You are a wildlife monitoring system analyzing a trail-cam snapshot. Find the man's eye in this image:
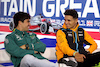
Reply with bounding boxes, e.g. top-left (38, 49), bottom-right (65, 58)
top-left (64, 19), bottom-right (66, 21)
top-left (68, 20), bottom-right (70, 21)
